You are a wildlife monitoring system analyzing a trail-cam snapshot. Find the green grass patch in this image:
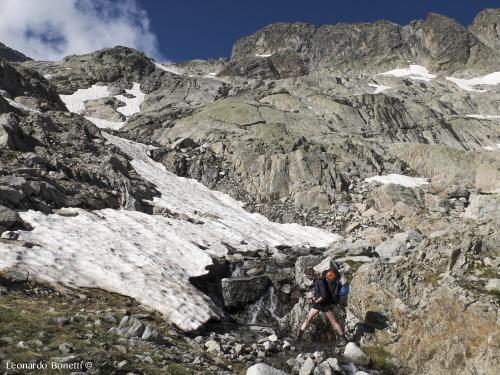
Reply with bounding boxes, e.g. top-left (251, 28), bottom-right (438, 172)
top-left (363, 345), bottom-right (396, 375)
top-left (422, 272), bottom-right (439, 287)
top-left (164, 363), bottom-right (194, 375)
